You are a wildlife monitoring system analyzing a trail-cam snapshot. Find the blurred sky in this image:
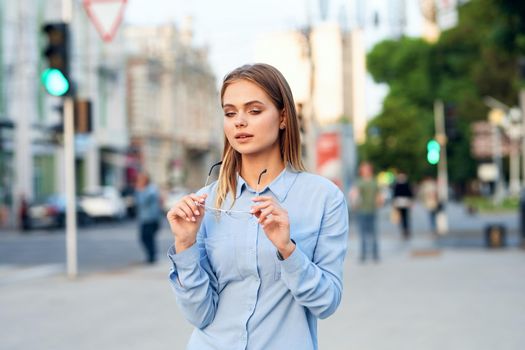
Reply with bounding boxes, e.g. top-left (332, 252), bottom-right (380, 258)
top-left (126, 0), bottom-right (356, 81)
top-left (125, 0), bottom-right (424, 118)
